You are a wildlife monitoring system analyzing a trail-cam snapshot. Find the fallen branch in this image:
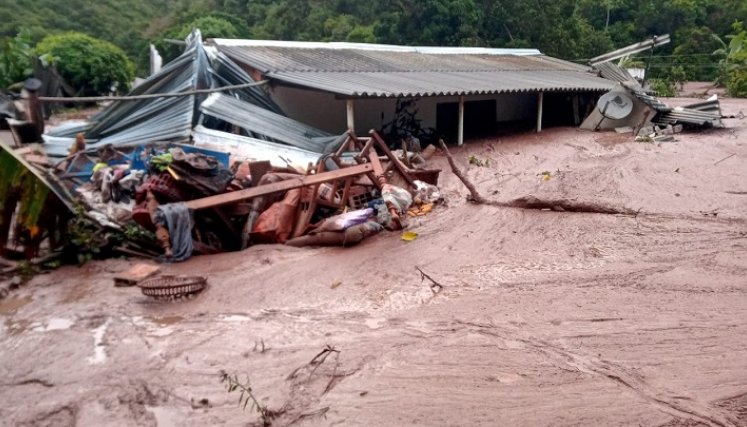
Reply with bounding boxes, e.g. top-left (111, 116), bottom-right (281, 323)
top-left (416, 266), bottom-right (443, 294)
top-left (308, 344), bottom-right (340, 379)
top-left (714, 153), bottom-right (736, 165)
top-left (287, 407), bottom-right (330, 426)
top-left (287, 344), bottom-right (341, 381)
top-left (438, 139), bottom-right (492, 204)
top-left (438, 140), bottom-right (635, 215)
